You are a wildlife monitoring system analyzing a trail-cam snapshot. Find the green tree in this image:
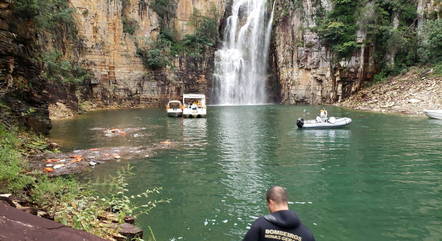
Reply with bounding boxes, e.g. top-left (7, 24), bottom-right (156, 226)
top-left (315, 0), bottom-right (360, 59)
top-left (419, 19), bottom-right (442, 63)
